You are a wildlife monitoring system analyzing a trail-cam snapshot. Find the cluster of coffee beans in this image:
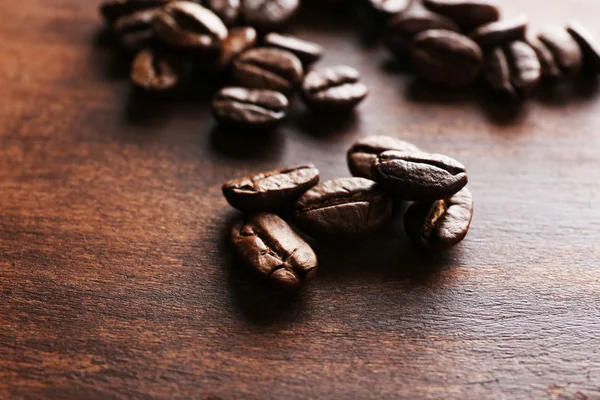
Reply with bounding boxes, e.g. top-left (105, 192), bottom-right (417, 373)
top-left (223, 135), bottom-right (473, 292)
top-left (378, 0), bottom-right (600, 101)
top-left (99, 0), bottom-right (369, 130)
